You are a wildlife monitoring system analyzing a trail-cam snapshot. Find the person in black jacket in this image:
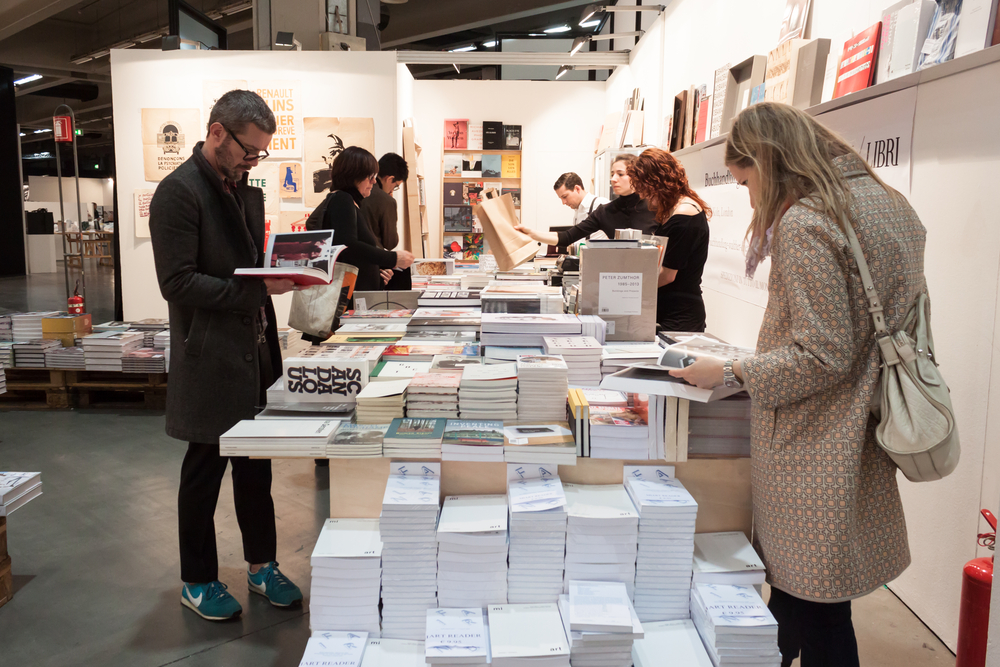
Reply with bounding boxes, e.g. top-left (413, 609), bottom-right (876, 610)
top-left (514, 154), bottom-right (658, 247)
